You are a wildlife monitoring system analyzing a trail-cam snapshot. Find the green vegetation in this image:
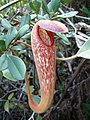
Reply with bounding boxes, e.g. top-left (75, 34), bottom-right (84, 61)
top-left (0, 0), bottom-right (90, 119)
